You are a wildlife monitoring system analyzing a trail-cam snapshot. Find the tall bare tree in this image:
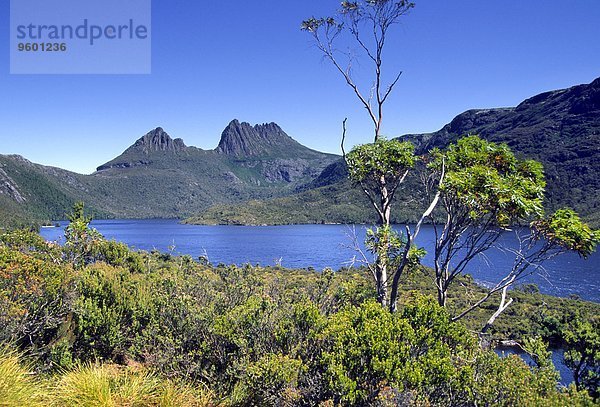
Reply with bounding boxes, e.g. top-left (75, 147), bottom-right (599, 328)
top-left (302, 0), bottom-right (414, 143)
top-left (303, 1), bottom-right (417, 308)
